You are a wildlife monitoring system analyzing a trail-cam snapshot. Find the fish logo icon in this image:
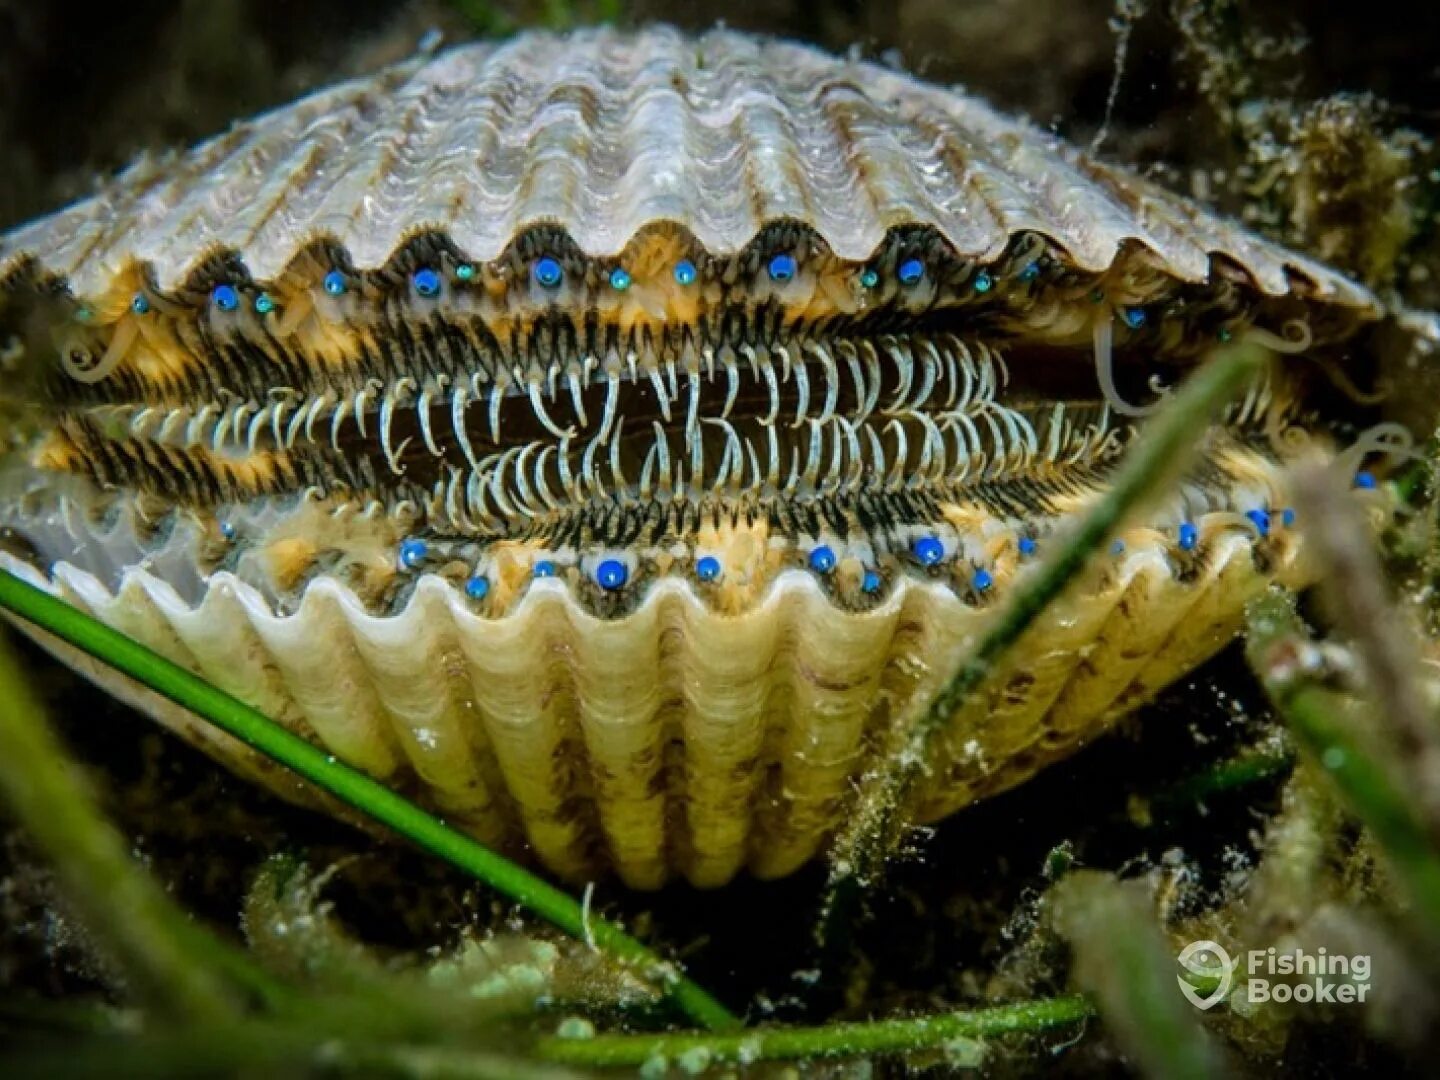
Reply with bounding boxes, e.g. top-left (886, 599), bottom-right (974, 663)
top-left (1176, 940), bottom-right (1233, 1010)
